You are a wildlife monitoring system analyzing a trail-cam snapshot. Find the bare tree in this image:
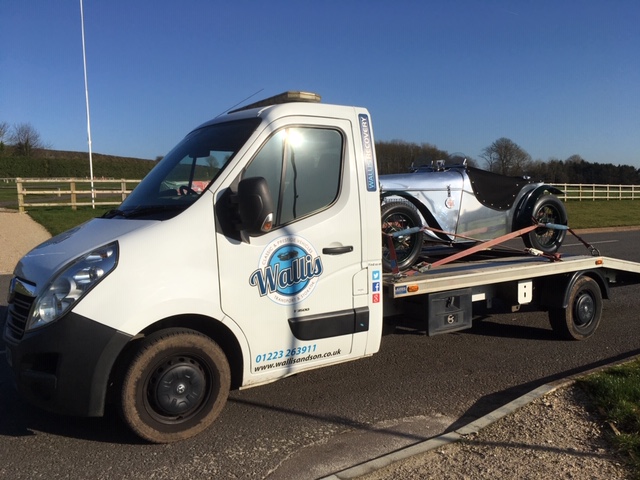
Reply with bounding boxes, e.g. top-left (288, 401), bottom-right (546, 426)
top-left (9, 122), bottom-right (45, 157)
top-left (481, 138), bottom-right (531, 175)
top-left (0, 121), bottom-right (8, 142)
top-left (565, 154), bottom-right (585, 164)
top-left (375, 140), bottom-right (450, 174)
top-left (0, 121), bottom-right (8, 154)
